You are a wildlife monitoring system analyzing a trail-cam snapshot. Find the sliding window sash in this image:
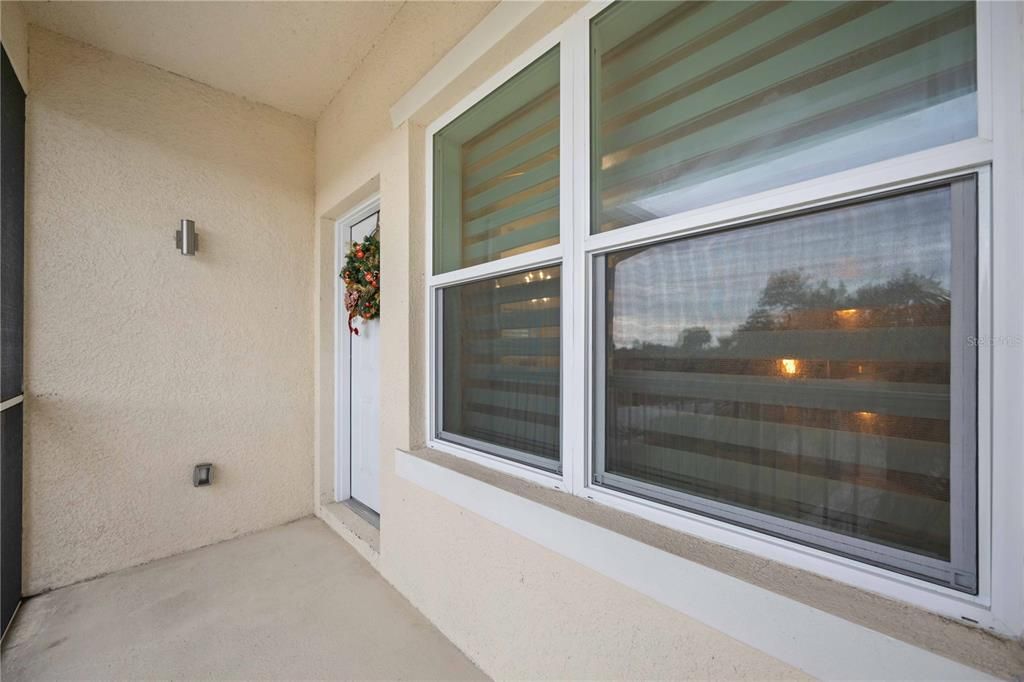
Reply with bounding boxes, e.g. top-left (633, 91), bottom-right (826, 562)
top-left (426, 23), bottom-right (574, 483)
top-left (590, 175), bottom-right (979, 593)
